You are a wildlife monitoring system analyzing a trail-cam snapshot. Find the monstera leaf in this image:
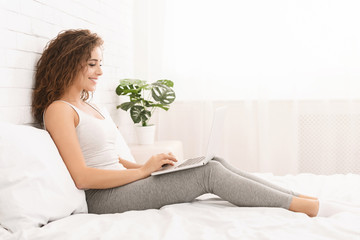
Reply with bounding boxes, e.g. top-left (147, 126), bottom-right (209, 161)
top-left (151, 83), bottom-right (176, 105)
top-left (117, 101), bottom-right (137, 111)
top-left (116, 79), bottom-right (148, 98)
top-left (155, 79), bottom-right (174, 87)
top-left (130, 106), bottom-right (151, 125)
